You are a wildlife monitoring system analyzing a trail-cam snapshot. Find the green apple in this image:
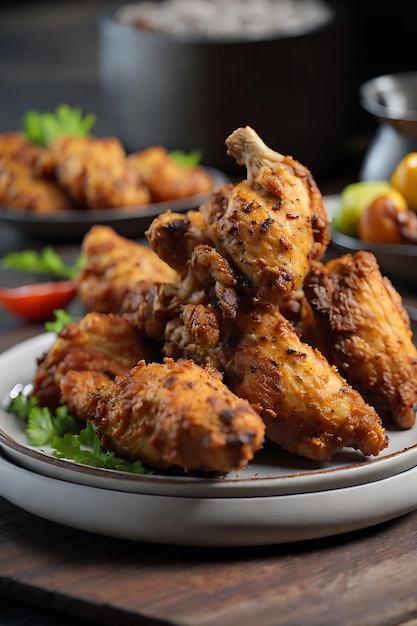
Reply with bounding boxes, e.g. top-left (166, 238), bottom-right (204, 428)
top-left (332, 181), bottom-right (407, 237)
